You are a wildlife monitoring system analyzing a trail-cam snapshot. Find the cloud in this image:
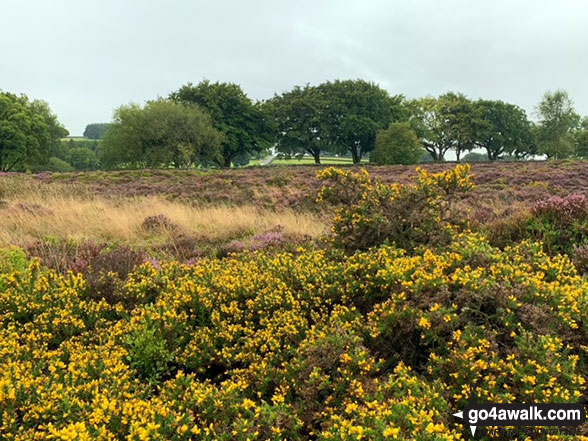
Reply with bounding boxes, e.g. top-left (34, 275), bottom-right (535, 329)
top-left (1, 0), bottom-right (587, 134)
